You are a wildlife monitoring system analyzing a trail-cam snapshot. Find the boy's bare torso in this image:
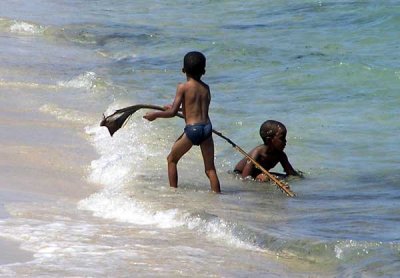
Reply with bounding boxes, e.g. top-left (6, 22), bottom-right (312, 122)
top-left (181, 79), bottom-right (211, 125)
top-left (252, 145), bottom-right (281, 174)
top-left (235, 145), bottom-right (282, 177)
